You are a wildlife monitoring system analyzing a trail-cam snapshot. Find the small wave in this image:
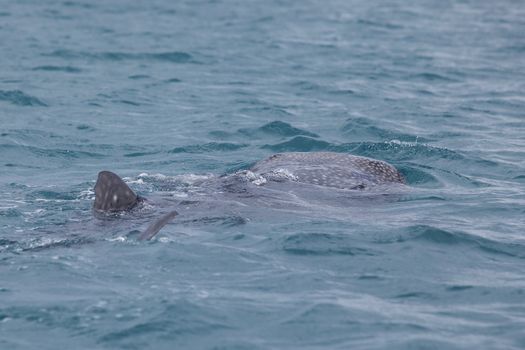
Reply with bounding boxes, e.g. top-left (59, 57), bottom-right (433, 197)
top-left (97, 301), bottom-right (230, 345)
top-left (128, 74), bottom-right (150, 80)
top-left (208, 130), bottom-right (231, 140)
top-left (45, 50), bottom-right (194, 63)
top-left (382, 225), bottom-right (469, 245)
top-left (148, 52), bottom-right (193, 63)
top-left (61, 1), bottom-right (94, 8)
top-left (261, 136), bottom-right (331, 152)
top-left (239, 121), bottom-right (319, 139)
top-left (26, 190), bottom-right (77, 201)
top-left (262, 137), bottom-right (457, 158)
top-left (0, 238), bottom-right (18, 246)
top-left (0, 208), bottom-right (22, 218)
top-left (0, 90), bottom-right (46, 107)
top-left (396, 165), bottom-right (440, 187)
top-left (182, 215), bottom-right (247, 227)
top-left (337, 140), bottom-right (464, 162)
top-left (124, 150), bottom-right (161, 157)
top-left (394, 292), bottom-right (436, 299)
top-left (358, 274), bottom-right (384, 280)
top-left (379, 225), bottom-right (525, 259)
top-left (76, 124), bottom-right (96, 131)
top-left (1, 128), bottom-right (63, 142)
top-left (408, 72), bottom-right (458, 82)
top-left (290, 80), bottom-right (322, 91)
top-left (209, 121), bottom-right (319, 141)
top-left (446, 285), bottom-right (474, 292)
top-left (169, 142), bottom-right (247, 154)
top-left (239, 105), bottom-right (294, 117)
top-left (341, 117), bottom-right (429, 143)
top-left (501, 44), bottom-right (525, 53)
top-left (0, 144), bottom-right (105, 159)
top-left (282, 232), bottom-right (378, 256)
top-left (1, 236), bottom-right (95, 254)
top-left (356, 18), bottom-right (403, 30)
top-left (23, 236), bottom-right (96, 252)
top-left (117, 99), bottom-right (141, 106)
top-left (32, 65), bottom-right (82, 73)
